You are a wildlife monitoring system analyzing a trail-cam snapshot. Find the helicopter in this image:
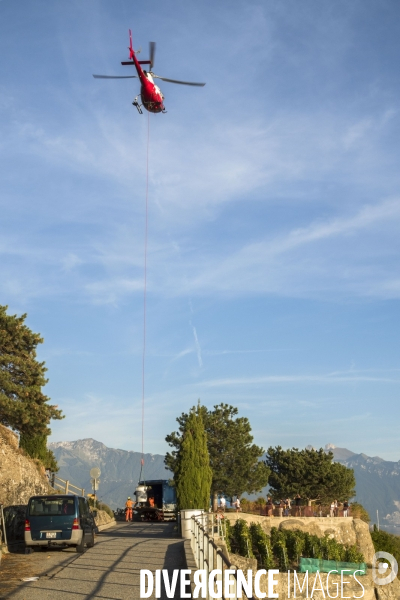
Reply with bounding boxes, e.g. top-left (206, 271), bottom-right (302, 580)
top-left (93, 30), bottom-right (205, 114)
